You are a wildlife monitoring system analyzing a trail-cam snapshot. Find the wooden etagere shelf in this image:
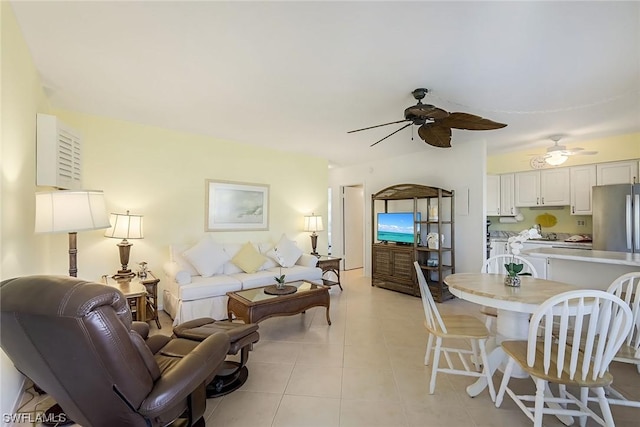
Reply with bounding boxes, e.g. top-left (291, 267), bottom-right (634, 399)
top-left (371, 183), bottom-right (455, 302)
